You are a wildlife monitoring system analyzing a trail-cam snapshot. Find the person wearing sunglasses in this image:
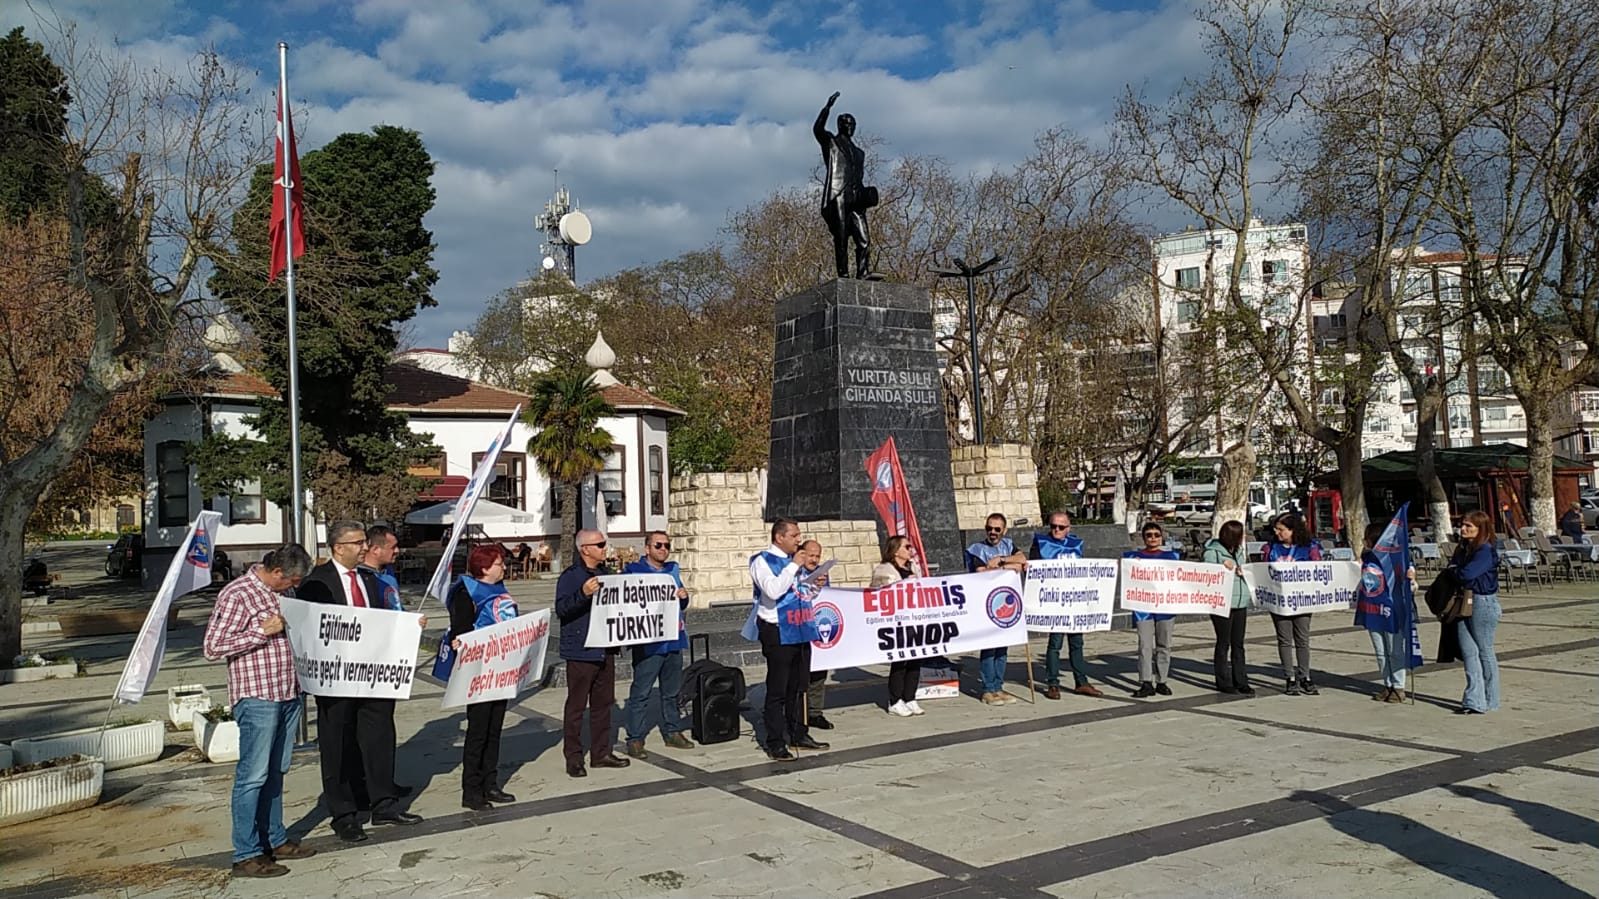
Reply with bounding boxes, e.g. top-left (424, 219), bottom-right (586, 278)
top-left (798, 539), bottom-right (836, 731)
top-left (555, 529), bottom-right (631, 777)
top-left (1030, 511), bottom-right (1103, 700)
top-left (747, 518), bottom-right (830, 761)
top-left (1124, 523), bottom-right (1179, 698)
top-left (621, 531), bottom-right (696, 758)
top-left (966, 512), bottom-right (1027, 705)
